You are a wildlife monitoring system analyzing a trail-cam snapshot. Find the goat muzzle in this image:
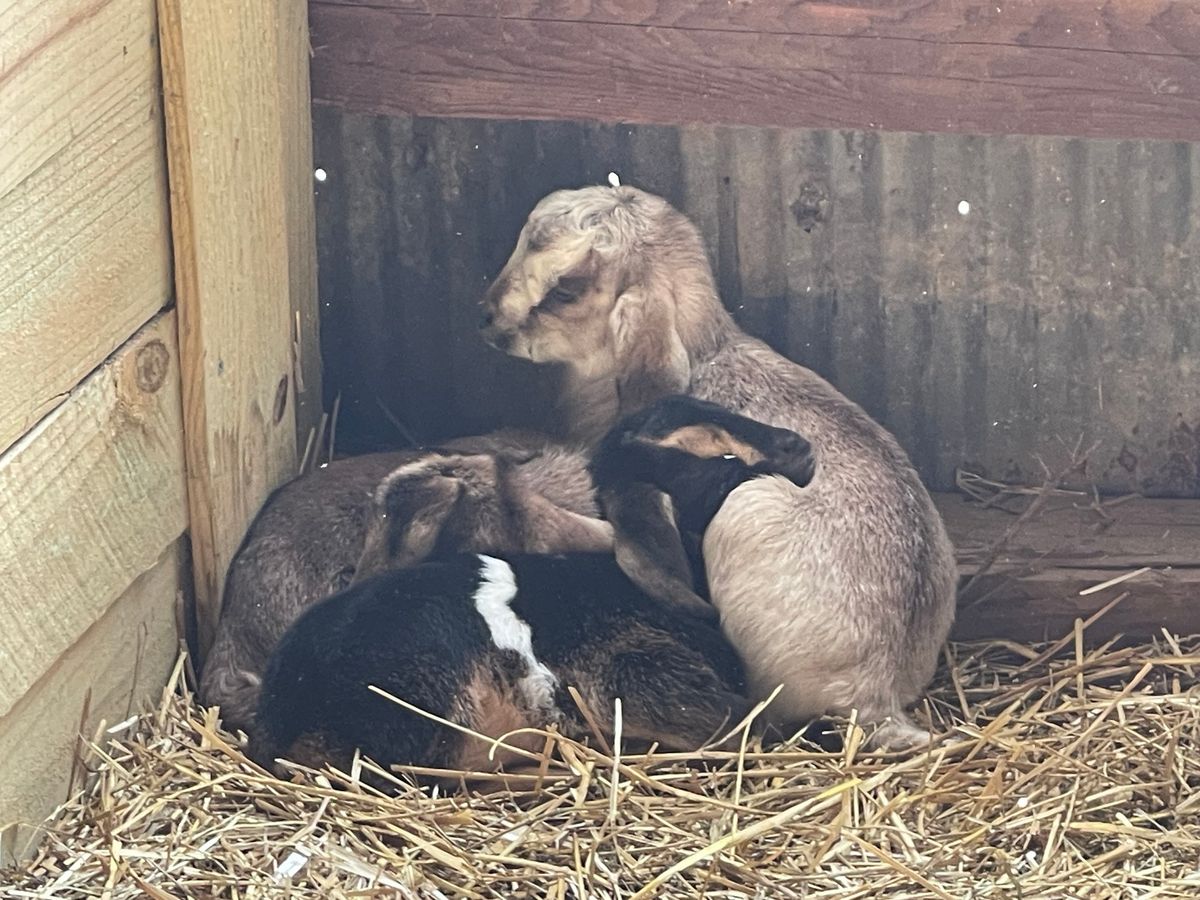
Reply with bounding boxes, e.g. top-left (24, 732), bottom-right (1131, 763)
top-left (480, 322), bottom-right (515, 352)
